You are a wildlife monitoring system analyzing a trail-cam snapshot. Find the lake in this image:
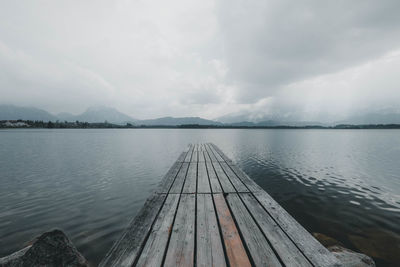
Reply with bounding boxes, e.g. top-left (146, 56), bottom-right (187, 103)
top-left (0, 129), bottom-right (399, 266)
